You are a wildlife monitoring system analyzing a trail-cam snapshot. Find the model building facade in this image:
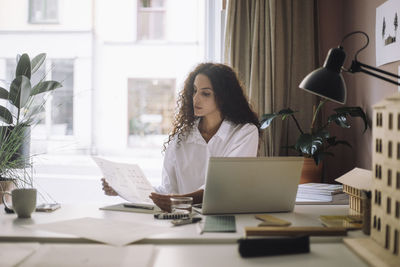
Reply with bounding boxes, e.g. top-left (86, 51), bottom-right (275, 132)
top-left (371, 92), bottom-right (400, 257)
top-left (335, 168), bottom-right (372, 214)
